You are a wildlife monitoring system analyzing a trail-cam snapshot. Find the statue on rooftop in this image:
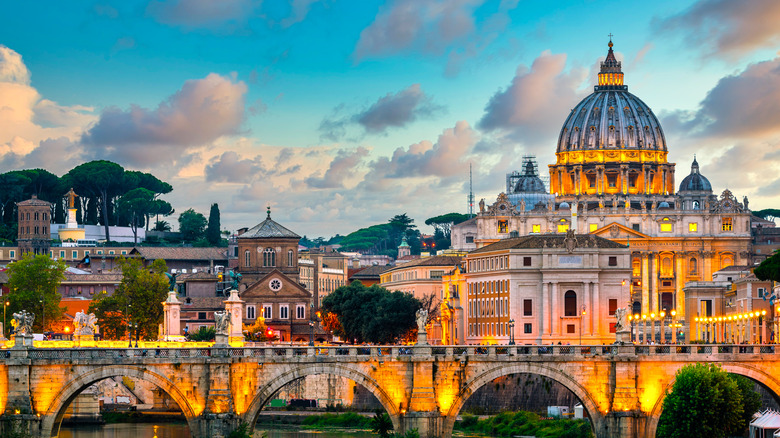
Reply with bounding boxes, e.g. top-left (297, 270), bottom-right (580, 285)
top-left (65, 188), bottom-right (78, 209)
